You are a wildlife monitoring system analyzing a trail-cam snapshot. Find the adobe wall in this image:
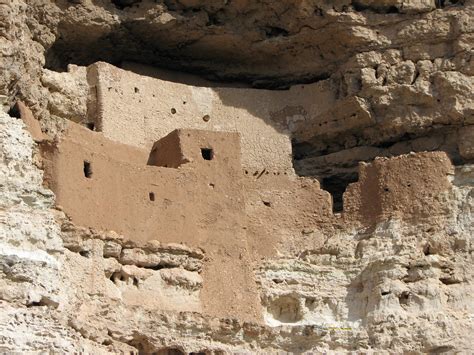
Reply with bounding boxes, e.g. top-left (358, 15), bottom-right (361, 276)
top-left (243, 174), bottom-right (334, 257)
top-left (39, 117), bottom-right (457, 324)
top-left (40, 120), bottom-right (343, 321)
top-left (343, 152), bottom-right (454, 225)
top-left (88, 62), bottom-right (336, 174)
top-left (42, 123), bottom-right (243, 245)
top-left (40, 119), bottom-right (458, 249)
top-left (42, 122), bottom-right (262, 322)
